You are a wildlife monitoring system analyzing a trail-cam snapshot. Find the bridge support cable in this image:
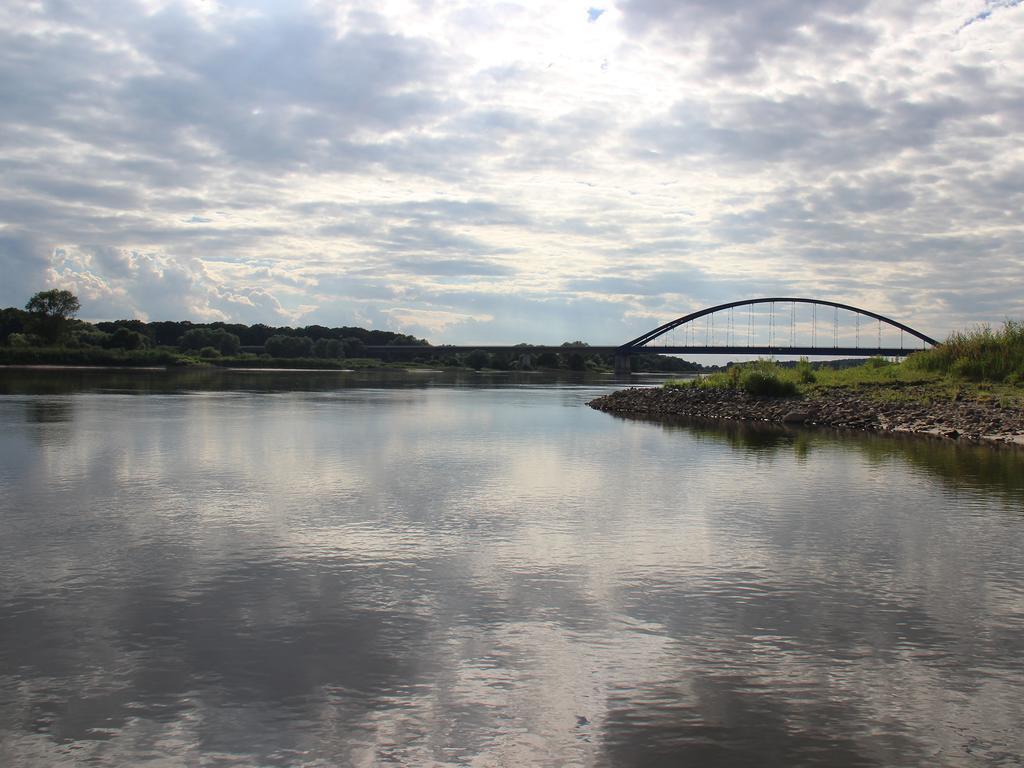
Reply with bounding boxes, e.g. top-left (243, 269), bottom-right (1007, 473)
top-left (620, 298), bottom-right (939, 357)
top-left (630, 298), bottom-right (940, 358)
